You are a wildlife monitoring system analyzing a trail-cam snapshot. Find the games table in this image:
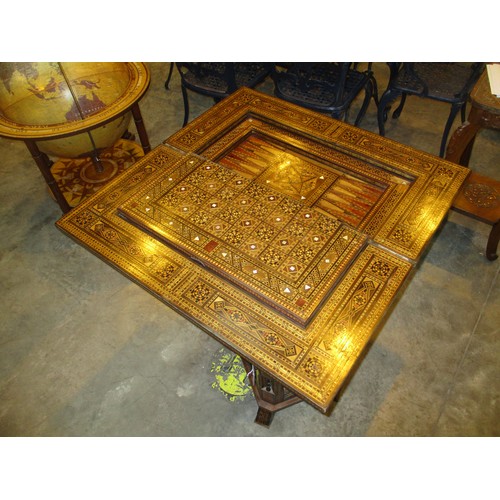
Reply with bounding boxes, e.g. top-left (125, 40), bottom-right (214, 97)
top-left (56, 88), bottom-right (469, 426)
